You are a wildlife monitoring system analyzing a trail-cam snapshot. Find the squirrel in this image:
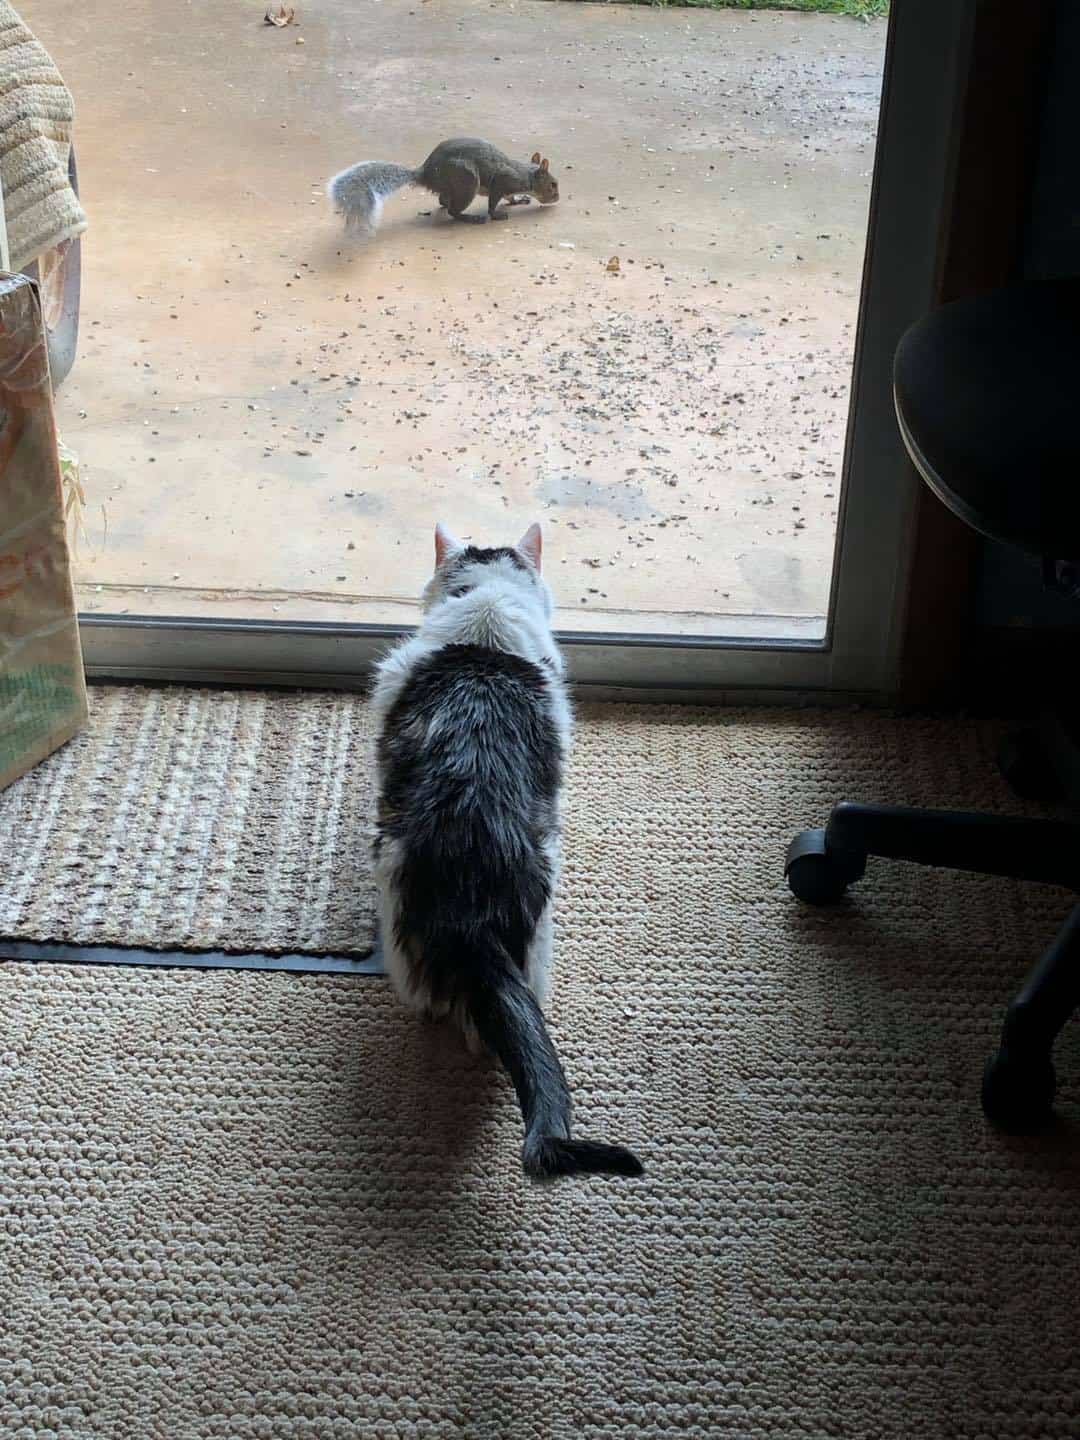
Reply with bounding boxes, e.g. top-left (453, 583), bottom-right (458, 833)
top-left (327, 137), bottom-right (559, 239)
